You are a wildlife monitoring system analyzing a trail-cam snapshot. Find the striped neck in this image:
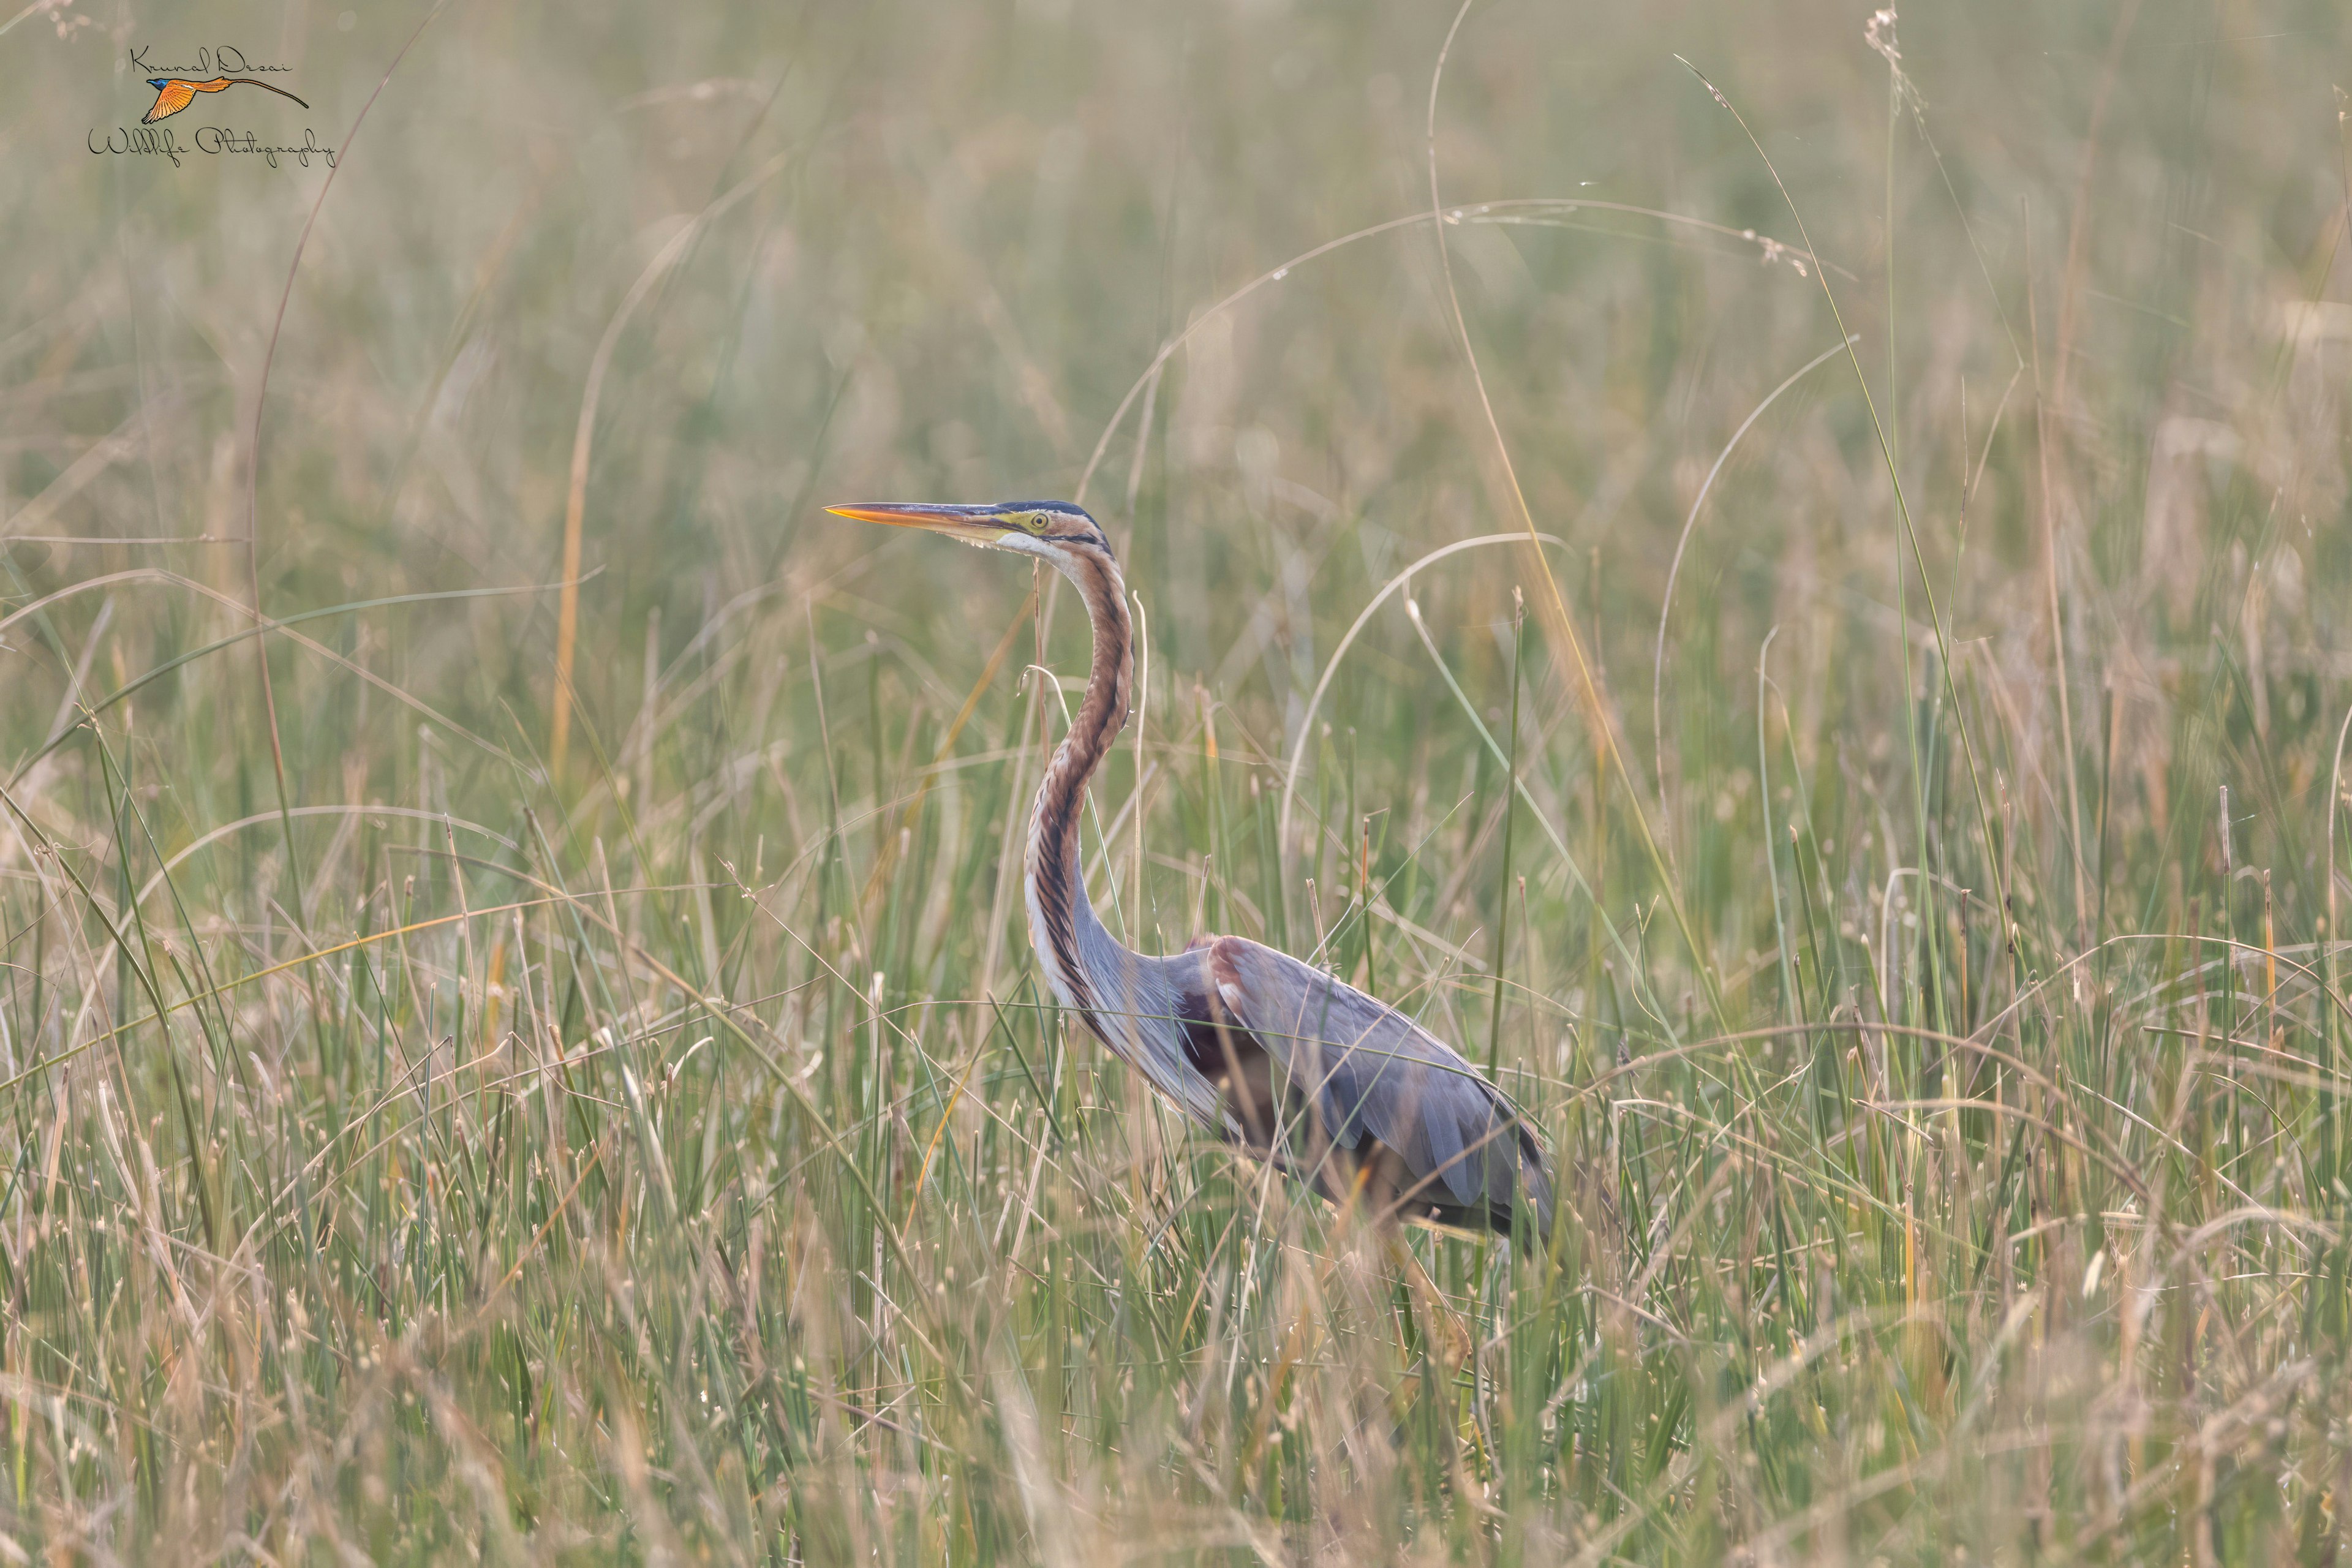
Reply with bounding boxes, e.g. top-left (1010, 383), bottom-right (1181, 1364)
top-left (1022, 543), bottom-right (1135, 1028)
